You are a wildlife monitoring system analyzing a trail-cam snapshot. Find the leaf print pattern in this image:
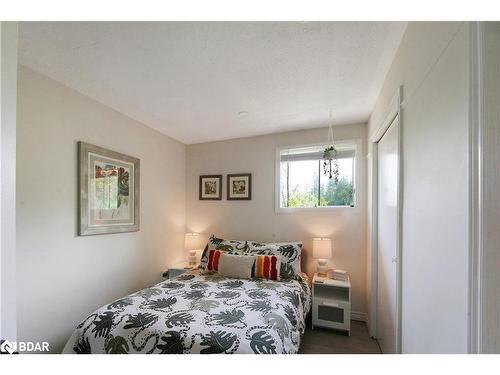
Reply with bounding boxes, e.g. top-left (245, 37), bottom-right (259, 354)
top-left (215, 290), bottom-right (240, 299)
top-left (210, 308), bottom-right (245, 327)
top-left (279, 290), bottom-right (300, 308)
top-left (190, 282), bottom-right (209, 290)
top-left (255, 280), bottom-right (280, 290)
top-left (280, 263), bottom-right (295, 280)
top-left (138, 288), bottom-right (162, 299)
top-left (63, 271), bottom-right (311, 354)
top-left (276, 245), bottom-right (297, 260)
top-left (190, 299), bottom-right (220, 312)
top-left (105, 335), bottom-right (129, 354)
top-left (161, 282), bottom-right (184, 290)
top-left (246, 290), bottom-right (269, 299)
top-left (157, 331), bottom-right (184, 354)
top-left (91, 311), bottom-right (114, 338)
top-left (176, 274), bottom-right (195, 281)
top-left (199, 235), bottom-right (247, 270)
top-left (264, 313), bottom-right (290, 340)
top-left (144, 297), bottom-right (177, 311)
top-left (124, 313), bottom-right (158, 329)
top-left (165, 312), bottom-right (195, 328)
top-left (73, 336), bottom-right (91, 354)
top-left (220, 280), bottom-right (244, 289)
top-left (184, 290), bottom-right (205, 300)
top-left (248, 330), bottom-right (277, 354)
top-left (283, 305), bottom-right (298, 327)
top-left (199, 331), bottom-right (239, 354)
top-left (247, 300), bottom-right (272, 313)
top-left (108, 298), bottom-right (133, 309)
